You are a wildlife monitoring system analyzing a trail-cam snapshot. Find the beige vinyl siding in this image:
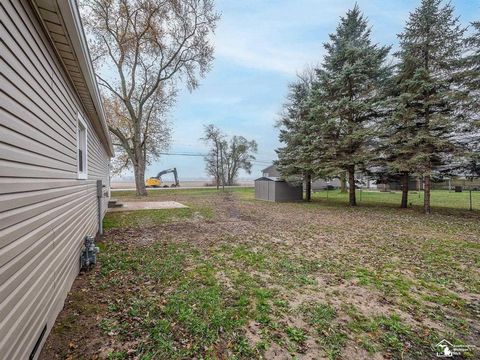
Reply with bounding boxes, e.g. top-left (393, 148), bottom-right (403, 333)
top-left (0, 0), bottom-right (110, 358)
